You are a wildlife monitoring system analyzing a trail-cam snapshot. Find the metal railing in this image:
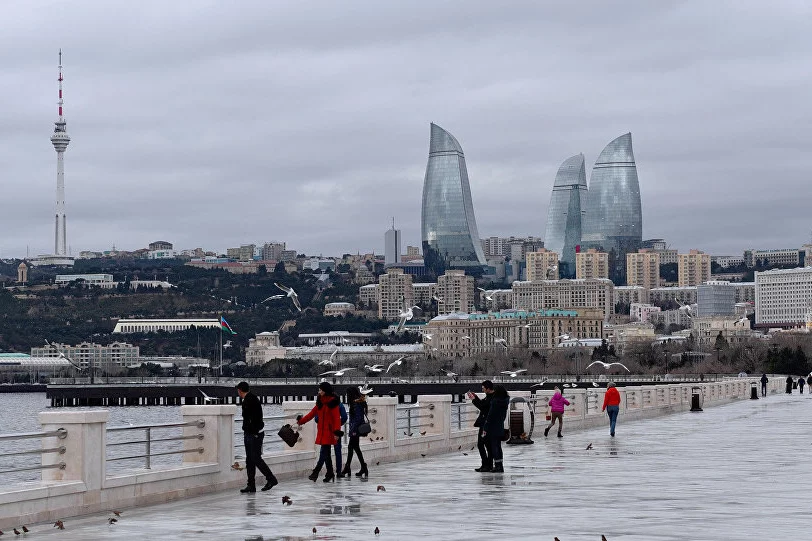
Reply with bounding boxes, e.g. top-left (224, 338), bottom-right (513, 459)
top-left (451, 402), bottom-right (478, 431)
top-left (396, 403), bottom-right (434, 438)
top-left (106, 420), bottom-right (204, 470)
top-left (0, 429), bottom-right (68, 475)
